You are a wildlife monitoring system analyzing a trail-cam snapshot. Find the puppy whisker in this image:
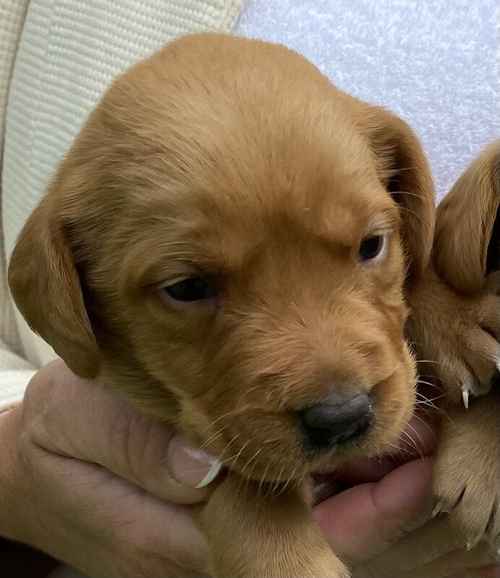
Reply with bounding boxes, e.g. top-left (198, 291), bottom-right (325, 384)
top-left (275, 466), bottom-right (300, 498)
top-left (224, 439), bottom-right (251, 470)
top-left (402, 423), bottom-right (425, 459)
top-left (216, 433), bottom-right (241, 464)
top-left (239, 447), bottom-right (264, 480)
top-left (201, 406), bottom-right (259, 446)
top-left (398, 205), bottom-right (426, 229)
top-left (200, 426), bottom-right (227, 451)
top-left (386, 440), bottom-right (414, 460)
top-left (416, 378), bottom-right (442, 390)
top-left (415, 391), bottom-right (444, 412)
top-left (271, 463), bottom-right (286, 495)
top-left (258, 461), bottom-right (272, 497)
top-left (410, 411), bottom-right (438, 441)
top-left (415, 390), bottom-right (444, 402)
top-left (391, 189), bottom-right (427, 201)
